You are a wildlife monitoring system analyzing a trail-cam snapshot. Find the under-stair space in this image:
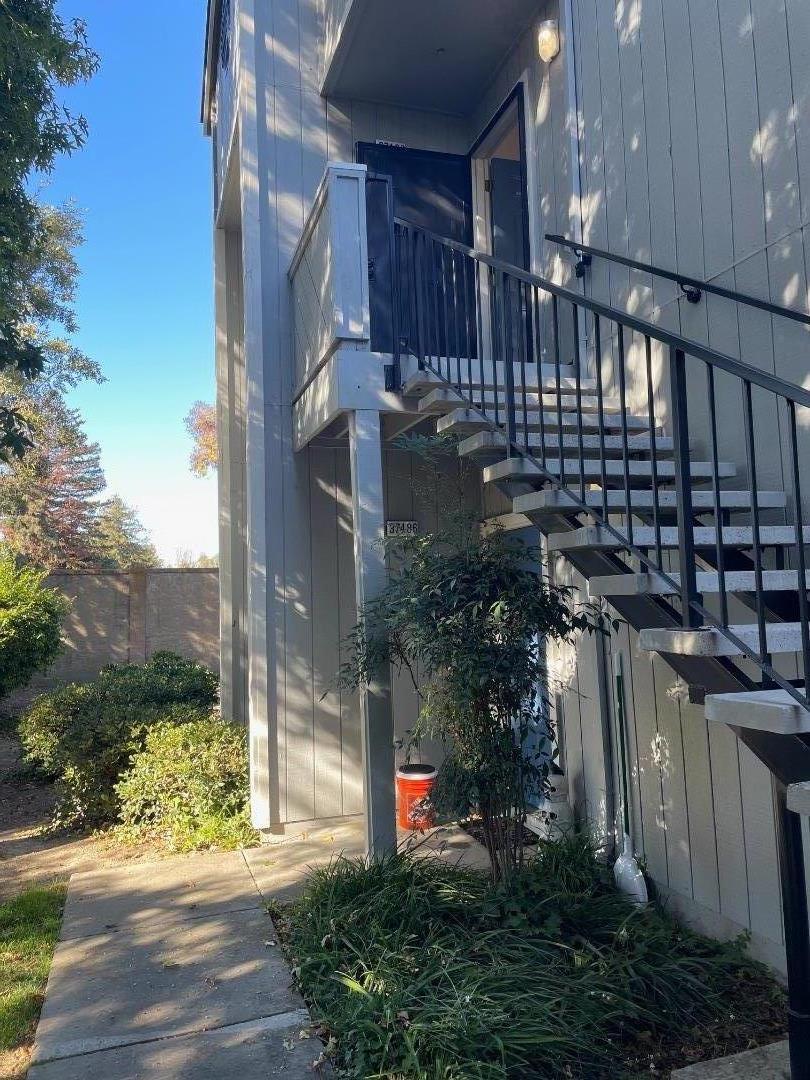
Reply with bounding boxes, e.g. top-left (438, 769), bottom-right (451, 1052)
top-left (387, 213), bottom-right (810, 1072)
